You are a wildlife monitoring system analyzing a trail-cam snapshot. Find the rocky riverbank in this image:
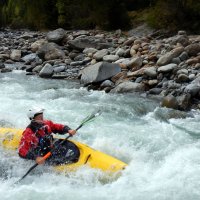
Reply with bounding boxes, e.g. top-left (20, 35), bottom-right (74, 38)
top-left (0, 28), bottom-right (200, 111)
